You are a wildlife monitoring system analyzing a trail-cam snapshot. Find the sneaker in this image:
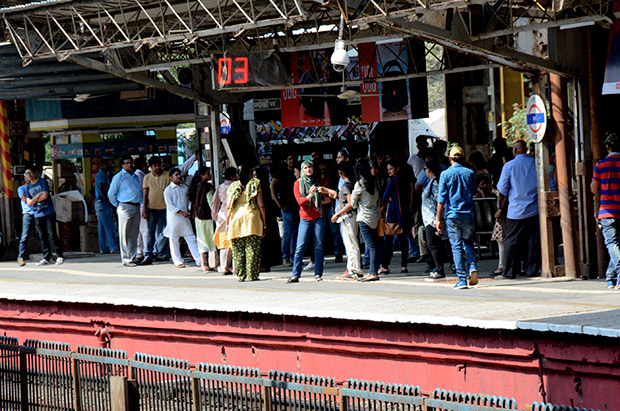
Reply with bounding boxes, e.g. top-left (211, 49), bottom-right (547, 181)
top-left (55, 257), bottom-right (64, 265)
top-left (337, 271), bottom-right (351, 280)
top-left (303, 261), bottom-right (315, 271)
top-left (17, 258), bottom-right (25, 267)
top-left (453, 280), bottom-right (468, 290)
top-left (423, 266), bottom-right (436, 275)
top-left (36, 259), bottom-right (50, 266)
top-left (607, 279), bottom-right (617, 289)
top-left (469, 267), bottom-right (479, 286)
top-left (315, 276), bottom-right (323, 282)
top-left (425, 272), bottom-right (446, 282)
